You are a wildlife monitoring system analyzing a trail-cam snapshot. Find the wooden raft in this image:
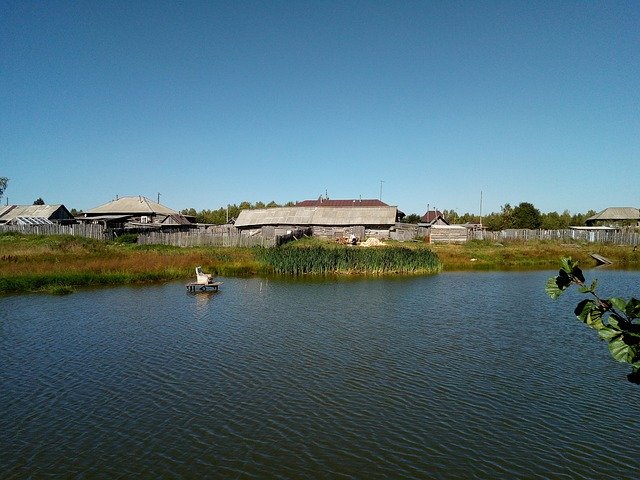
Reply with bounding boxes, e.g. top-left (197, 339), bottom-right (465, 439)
top-left (186, 281), bottom-right (222, 292)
